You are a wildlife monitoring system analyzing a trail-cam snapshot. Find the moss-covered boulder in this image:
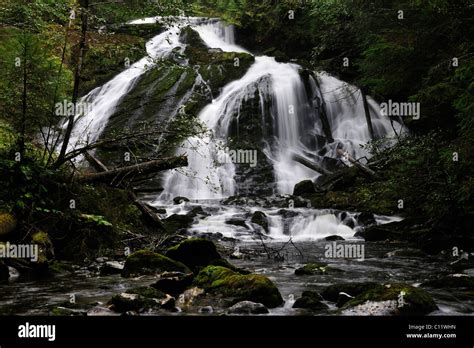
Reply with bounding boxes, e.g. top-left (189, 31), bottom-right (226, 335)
top-left (166, 238), bottom-right (222, 271)
top-left (293, 291), bottom-right (329, 311)
top-left (342, 283), bottom-right (438, 315)
top-left (251, 211), bottom-right (269, 233)
top-left (295, 263), bottom-right (344, 275)
top-left (122, 250), bottom-right (190, 277)
top-left (194, 266), bottom-right (283, 308)
top-left (0, 213), bottom-right (16, 238)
